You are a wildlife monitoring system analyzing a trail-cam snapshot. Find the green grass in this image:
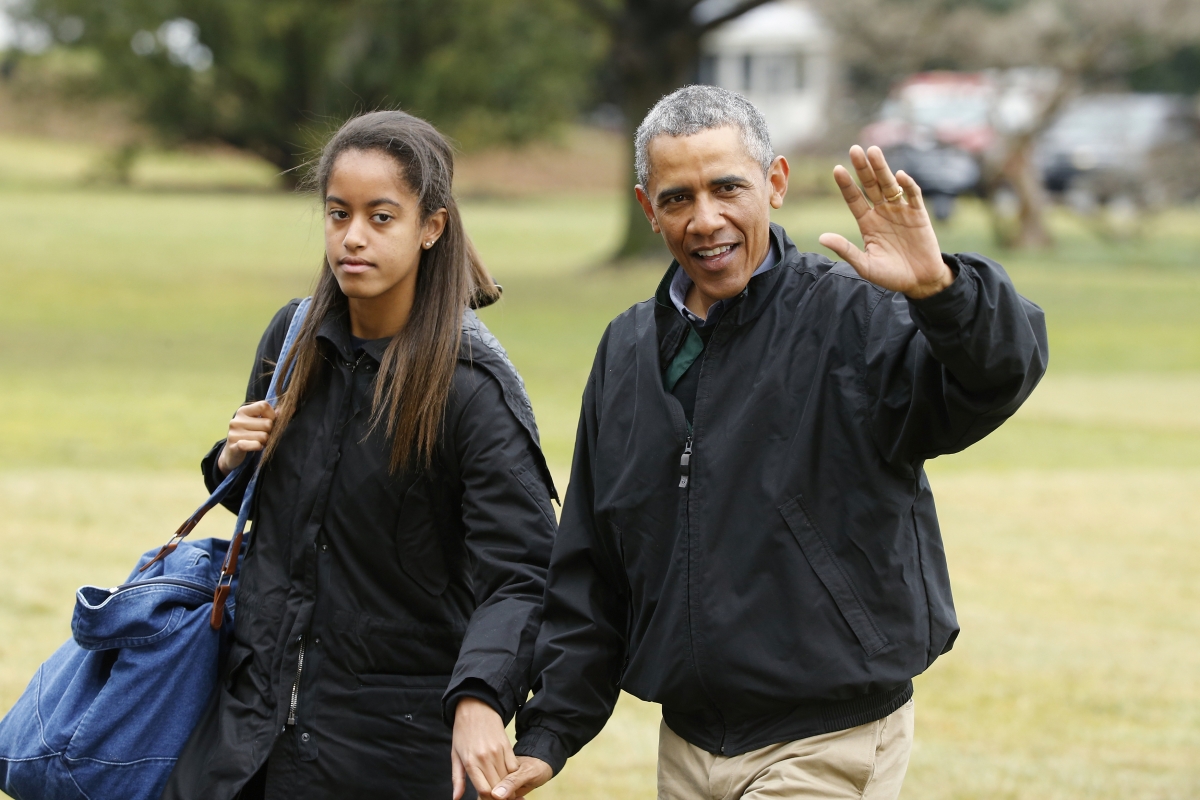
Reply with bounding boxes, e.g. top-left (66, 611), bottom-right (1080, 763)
top-left (0, 133), bottom-right (282, 191)
top-left (1, 159), bottom-right (1199, 798)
